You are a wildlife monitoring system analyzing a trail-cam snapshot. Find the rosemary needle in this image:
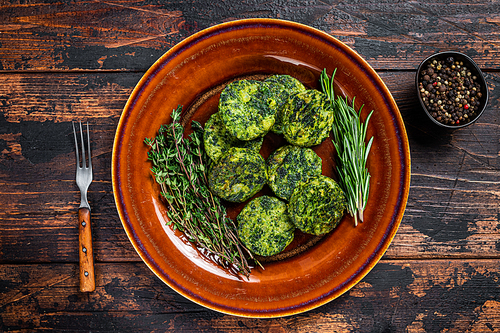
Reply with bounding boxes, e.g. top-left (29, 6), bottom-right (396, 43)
top-left (320, 69), bottom-right (374, 226)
